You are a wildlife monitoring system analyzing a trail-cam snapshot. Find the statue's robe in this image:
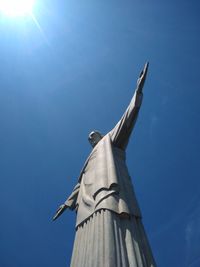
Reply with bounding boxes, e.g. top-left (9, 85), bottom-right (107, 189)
top-left (65, 89), bottom-right (157, 267)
